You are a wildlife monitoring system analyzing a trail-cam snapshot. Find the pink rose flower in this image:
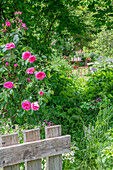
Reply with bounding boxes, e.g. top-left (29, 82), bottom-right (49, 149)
top-left (15, 12), bottom-right (18, 15)
top-left (14, 64), bottom-right (17, 67)
top-left (22, 101), bottom-right (31, 111)
top-left (35, 71), bottom-right (46, 80)
top-left (4, 82), bottom-right (14, 89)
top-left (29, 55), bottom-right (35, 63)
top-left (49, 122), bottom-right (51, 126)
top-left (28, 78), bottom-right (31, 81)
top-left (5, 62), bottom-right (9, 65)
top-left (22, 51), bottom-right (31, 60)
top-left (6, 43), bottom-right (15, 50)
top-left (44, 119), bottom-right (48, 123)
top-left (19, 20), bottom-right (22, 22)
top-left (6, 22), bottom-right (11, 27)
top-left (31, 102), bottom-right (40, 111)
top-left (22, 23), bottom-right (26, 28)
top-left (26, 67), bottom-right (35, 74)
top-left (39, 91), bottom-right (43, 96)
top-left (18, 11), bottom-right (22, 14)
